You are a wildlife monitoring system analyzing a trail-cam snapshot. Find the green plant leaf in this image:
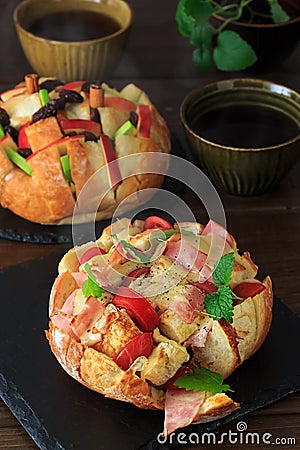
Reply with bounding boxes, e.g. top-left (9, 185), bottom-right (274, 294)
top-left (176, 0), bottom-right (195, 37)
top-left (267, 0), bottom-right (290, 23)
top-left (212, 252), bottom-right (234, 286)
top-left (186, 0), bottom-right (214, 24)
top-left (190, 23), bottom-right (214, 47)
top-left (193, 47), bottom-right (213, 72)
top-left (82, 263), bottom-right (104, 299)
top-left (174, 367), bottom-right (233, 394)
top-left (213, 30), bottom-right (257, 71)
top-left (204, 285), bottom-right (234, 323)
